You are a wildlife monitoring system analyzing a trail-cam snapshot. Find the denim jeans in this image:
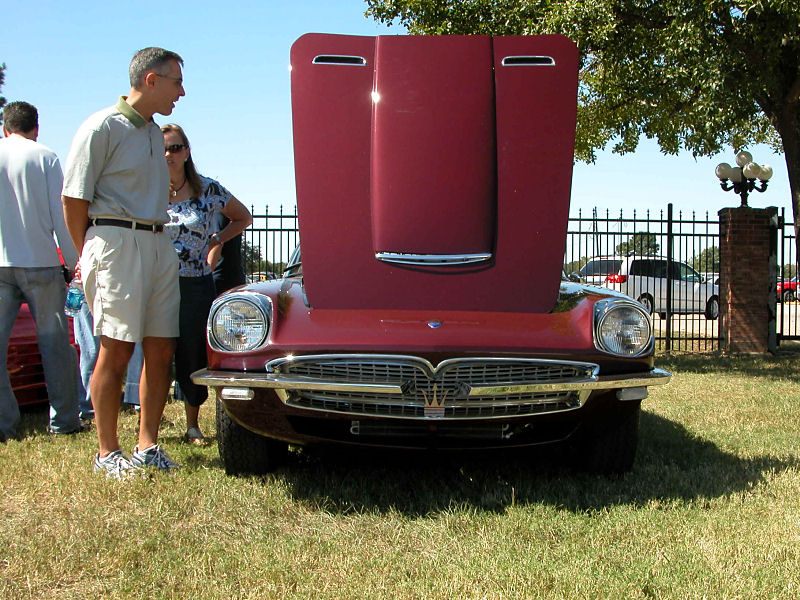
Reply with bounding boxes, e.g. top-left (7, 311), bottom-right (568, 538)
top-left (0, 266), bottom-right (80, 438)
top-left (73, 302), bottom-right (143, 419)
